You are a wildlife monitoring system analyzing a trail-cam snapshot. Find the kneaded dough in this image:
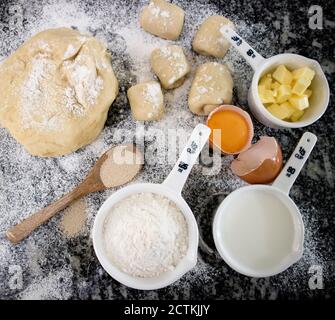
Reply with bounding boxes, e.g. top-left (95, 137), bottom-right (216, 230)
top-left (188, 62), bottom-right (233, 115)
top-left (0, 28), bottom-right (118, 157)
top-left (127, 81), bottom-right (164, 121)
top-left (151, 45), bottom-right (190, 89)
top-left (193, 15), bottom-right (234, 58)
top-left (140, 0), bottom-right (185, 40)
